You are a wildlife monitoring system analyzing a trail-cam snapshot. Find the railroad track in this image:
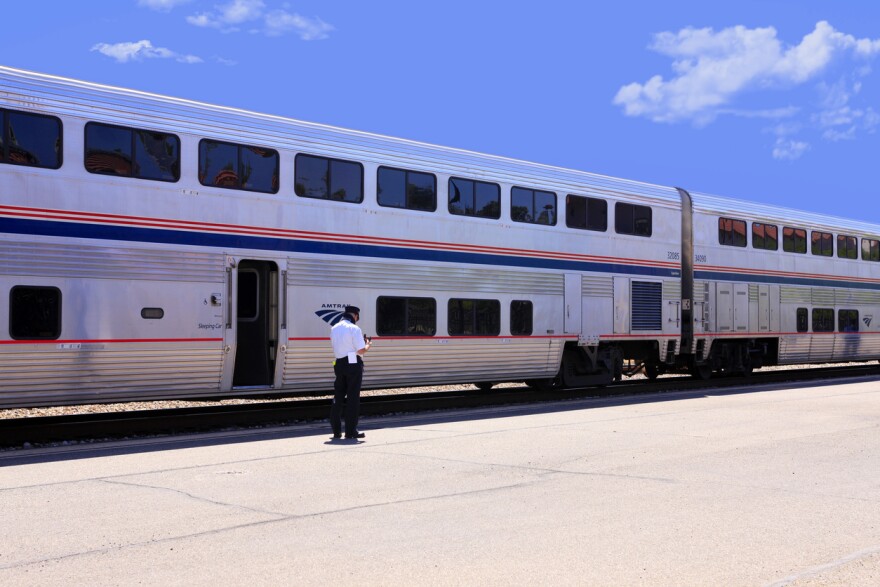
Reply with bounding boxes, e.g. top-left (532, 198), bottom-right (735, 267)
top-left (2, 364), bottom-right (879, 449)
